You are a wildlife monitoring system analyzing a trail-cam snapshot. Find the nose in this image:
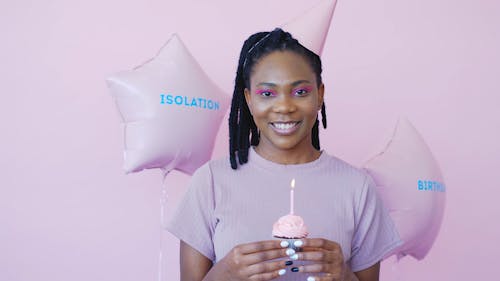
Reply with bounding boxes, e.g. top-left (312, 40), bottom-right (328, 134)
top-left (272, 94), bottom-right (296, 114)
